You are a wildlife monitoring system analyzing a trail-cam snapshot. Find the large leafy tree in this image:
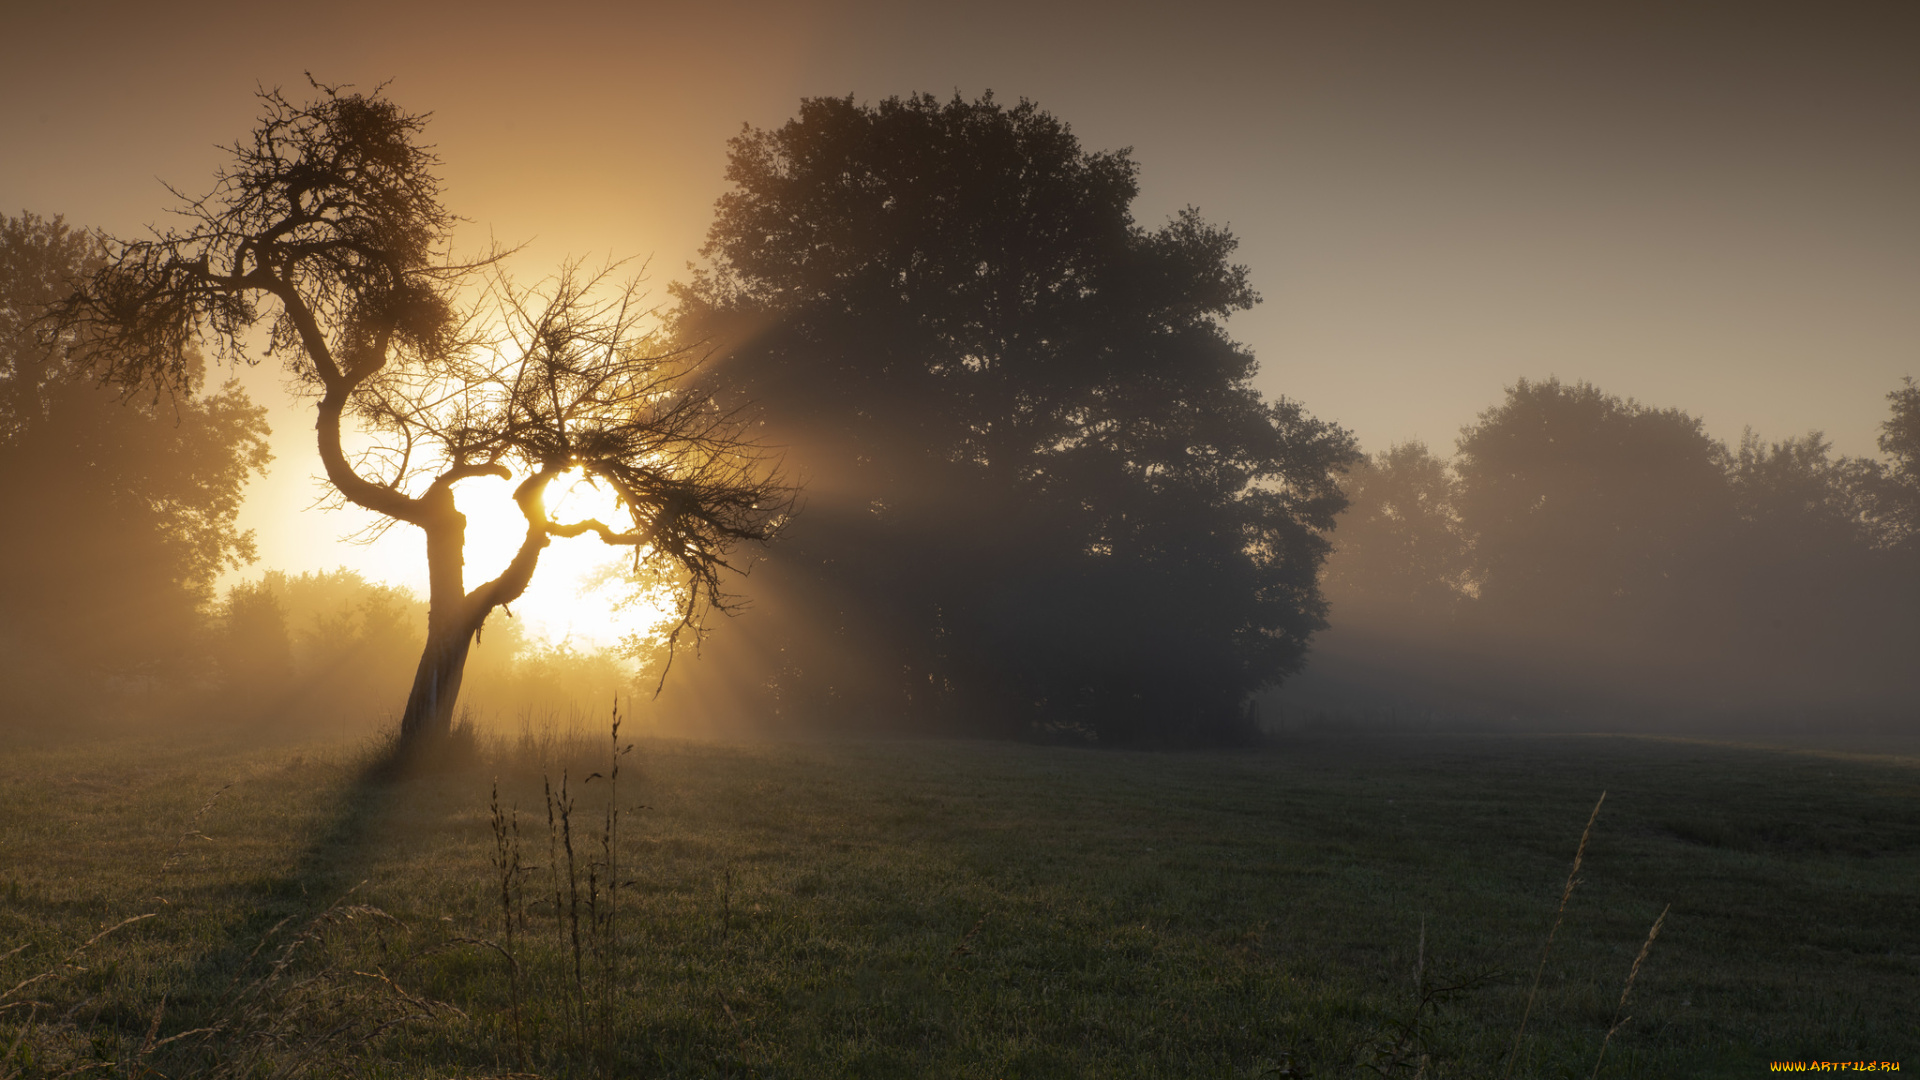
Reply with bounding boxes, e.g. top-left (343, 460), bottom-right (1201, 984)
top-left (1, 213), bottom-right (270, 713)
top-left (672, 93), bottom-right (1356, 743)
top-left (60, 84), bottom-right (789, 742)
top-left (1453, 377), bottom-right (1730, 633)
